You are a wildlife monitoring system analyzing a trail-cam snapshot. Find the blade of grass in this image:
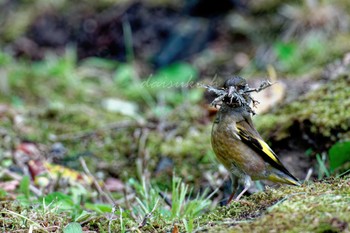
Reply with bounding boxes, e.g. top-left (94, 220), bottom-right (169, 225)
top-left (316, 153), bottom-right (330, 179)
